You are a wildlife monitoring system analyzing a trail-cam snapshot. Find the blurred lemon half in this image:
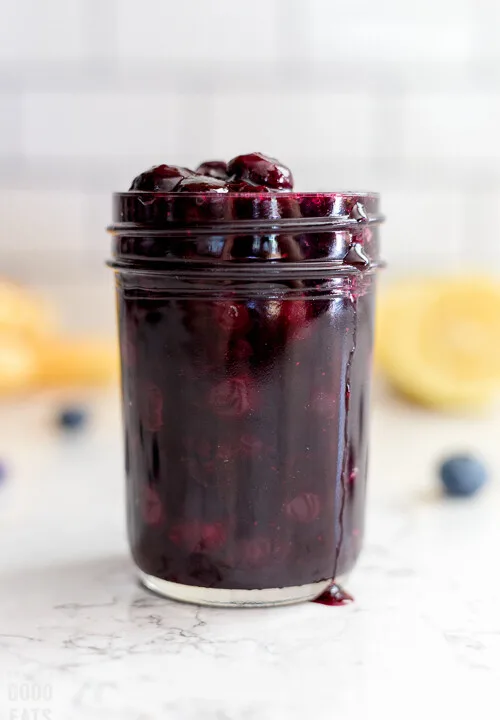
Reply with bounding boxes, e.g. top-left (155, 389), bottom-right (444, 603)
top-left (0, 280), bottom-right (118, 395)
top-left (0, 335), bottom-right (38, 393)
top-left (0, 280), bottom-right (56, 338)
top-left (34, 338), bottom-right (119, 388)
top-left (376, 277), bottom-right (500, 410)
